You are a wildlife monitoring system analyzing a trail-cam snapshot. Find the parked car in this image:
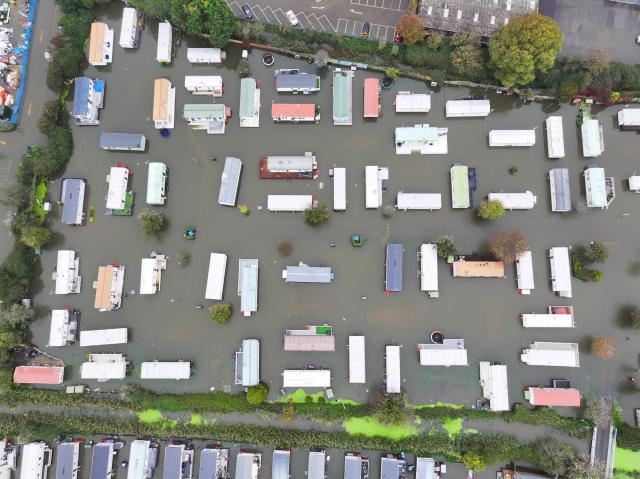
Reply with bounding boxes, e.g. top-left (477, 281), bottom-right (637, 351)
top-left (285, 10), bottom-right (299, 26)
top-left (361, 22), bottom-right (370, 37)
top-left (394, 30), bottom-right (402, 43)
top-left (241, 4), bottom-right (254, 19)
